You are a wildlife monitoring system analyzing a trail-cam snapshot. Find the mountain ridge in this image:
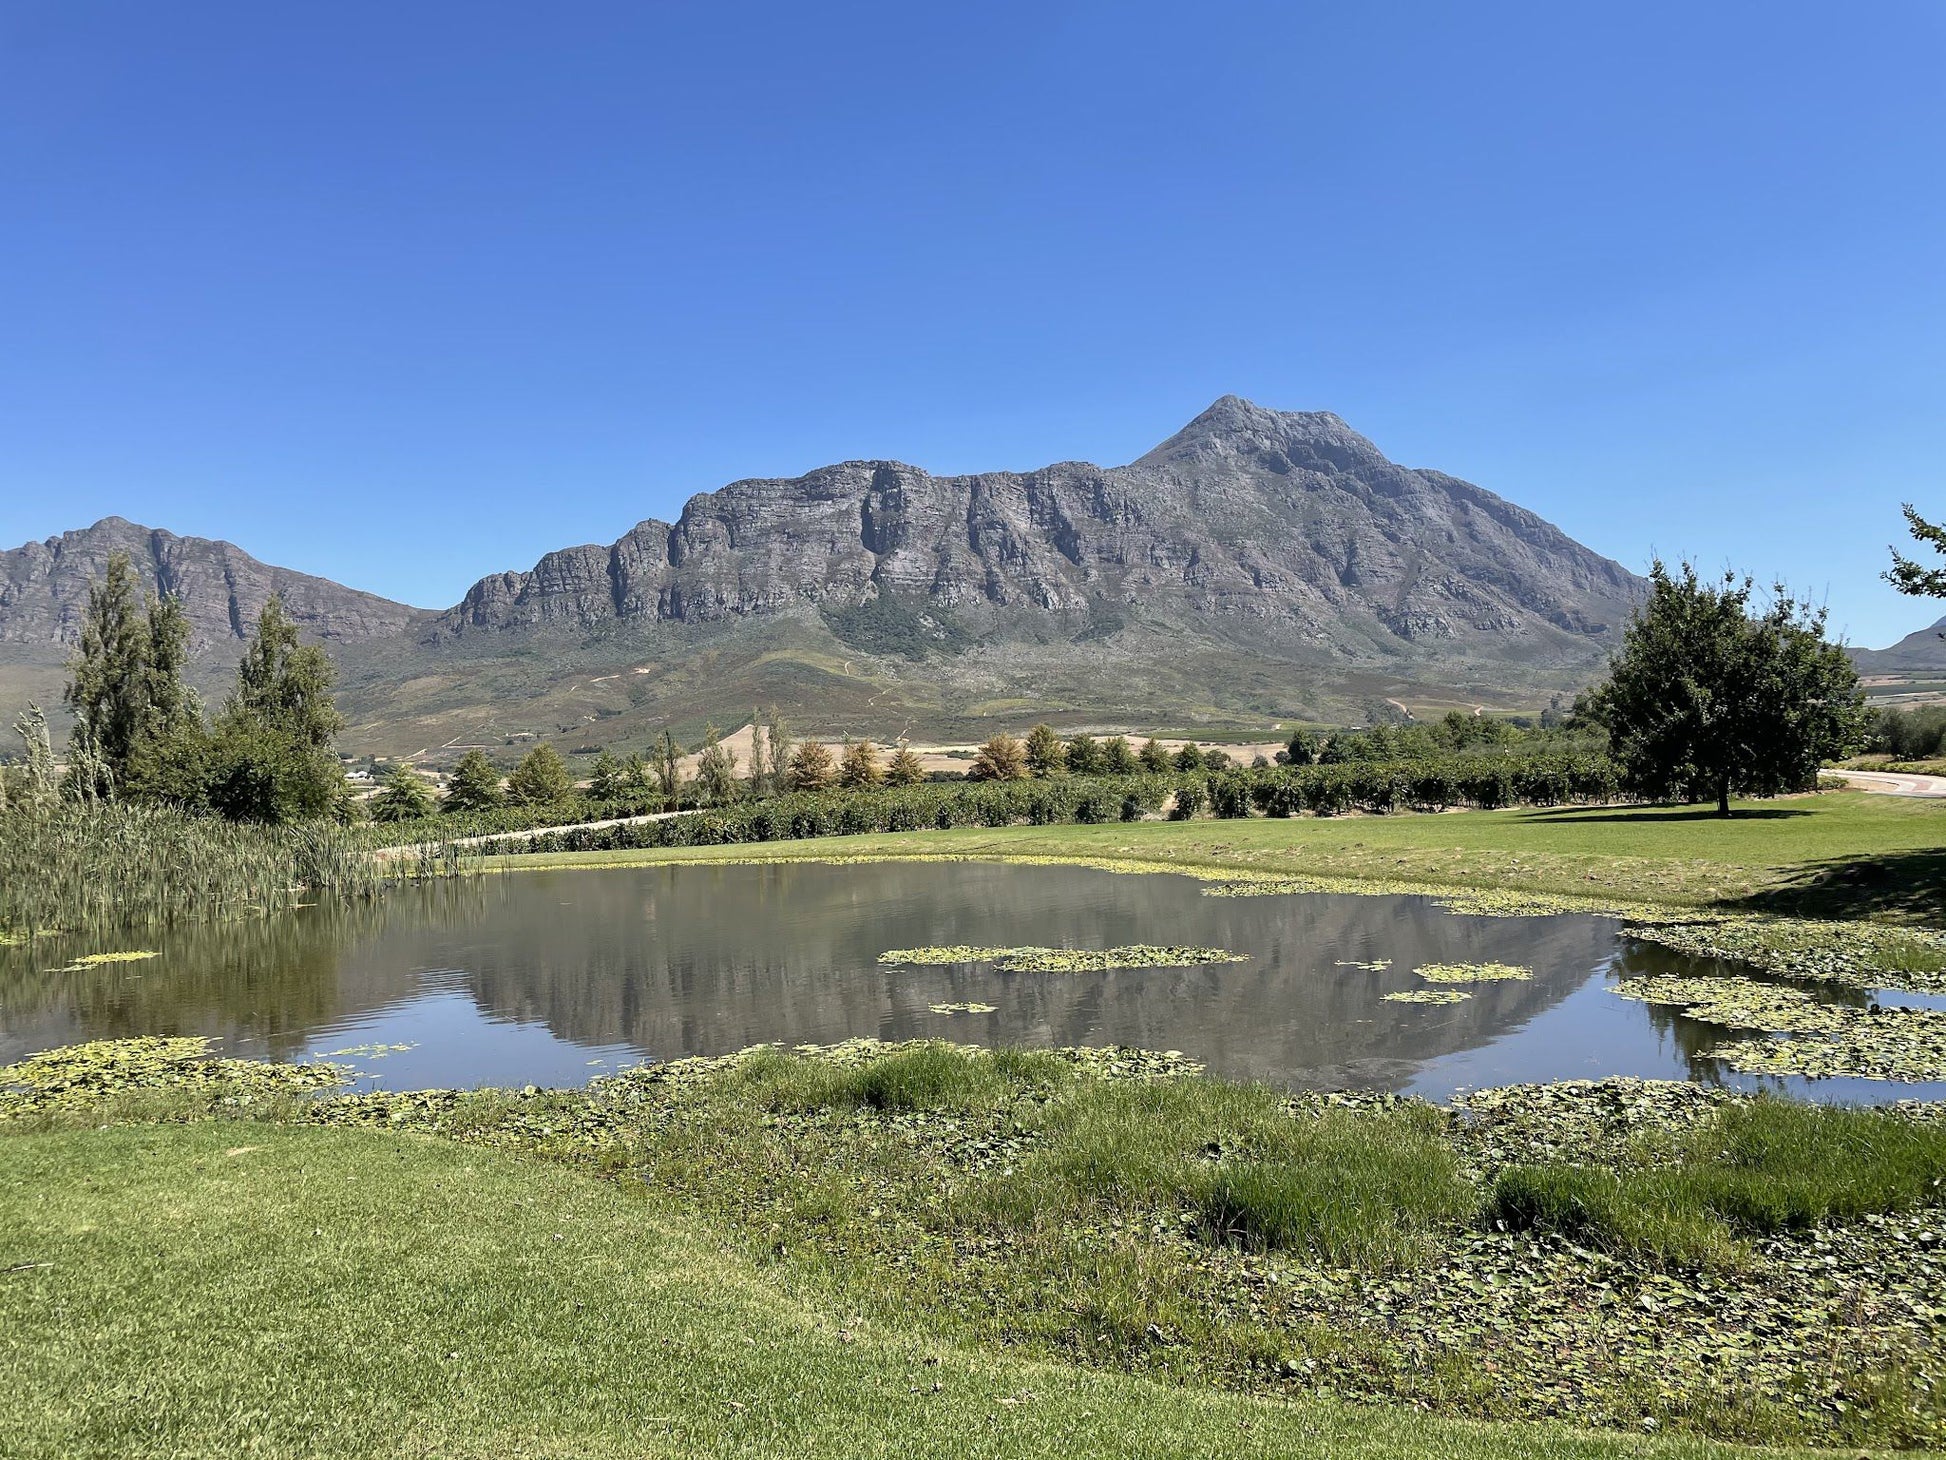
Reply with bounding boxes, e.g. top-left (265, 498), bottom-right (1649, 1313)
top-left (0, 398), bottom-right (1650, 753)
